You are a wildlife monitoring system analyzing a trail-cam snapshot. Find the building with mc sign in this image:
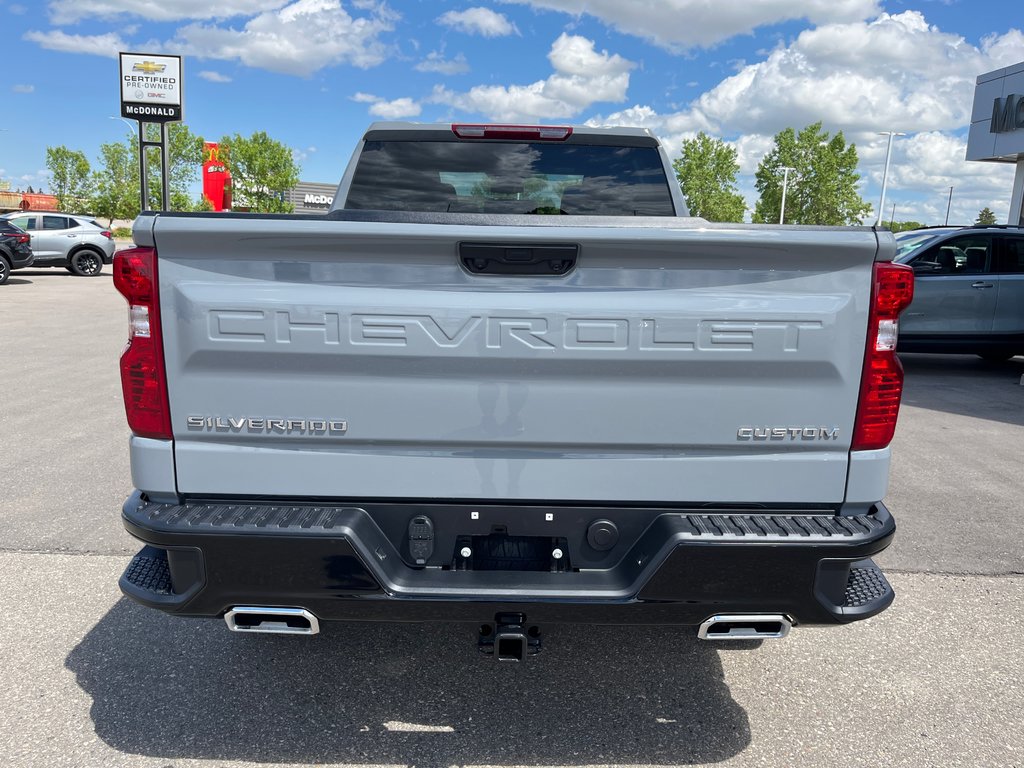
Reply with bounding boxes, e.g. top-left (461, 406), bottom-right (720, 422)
top-left (967, 61), bottom-right (1024, 225)
top-left (282, 181), bottom-right (338, 215)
